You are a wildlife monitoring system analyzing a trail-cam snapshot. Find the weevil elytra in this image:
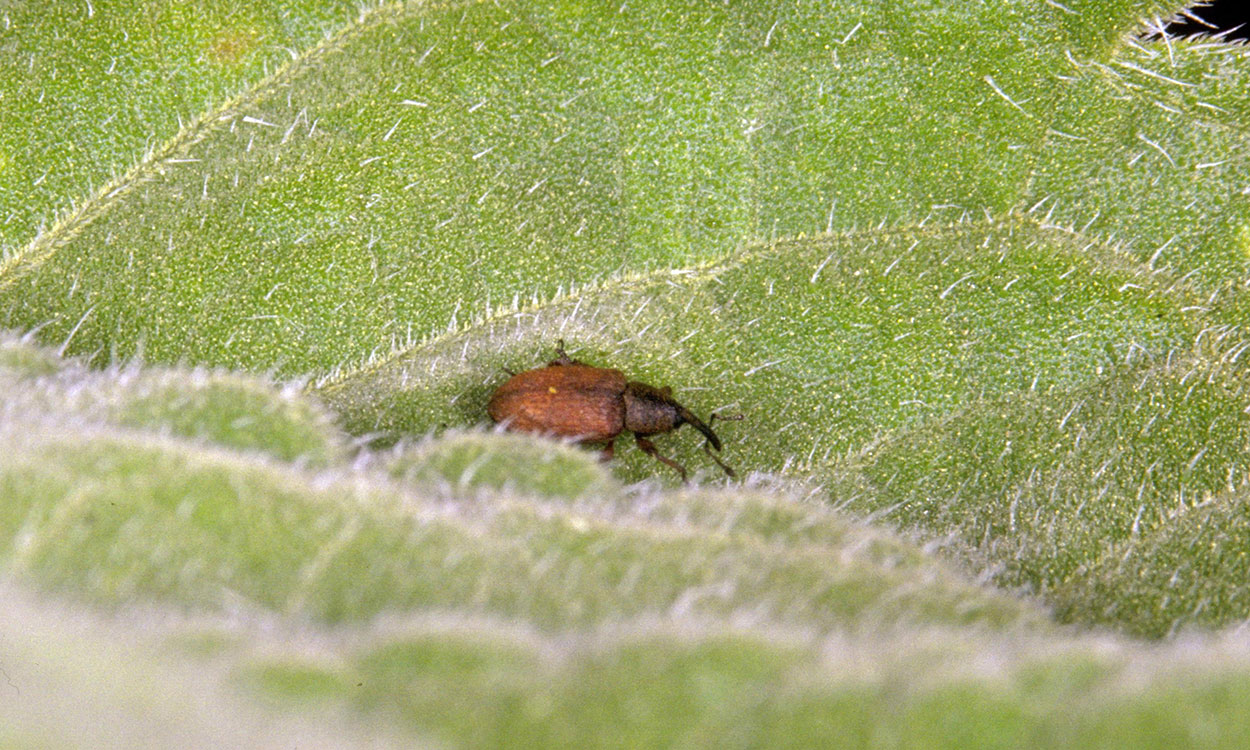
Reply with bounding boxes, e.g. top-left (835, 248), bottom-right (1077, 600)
top-left (487, 341), bottom-right (739, 481)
